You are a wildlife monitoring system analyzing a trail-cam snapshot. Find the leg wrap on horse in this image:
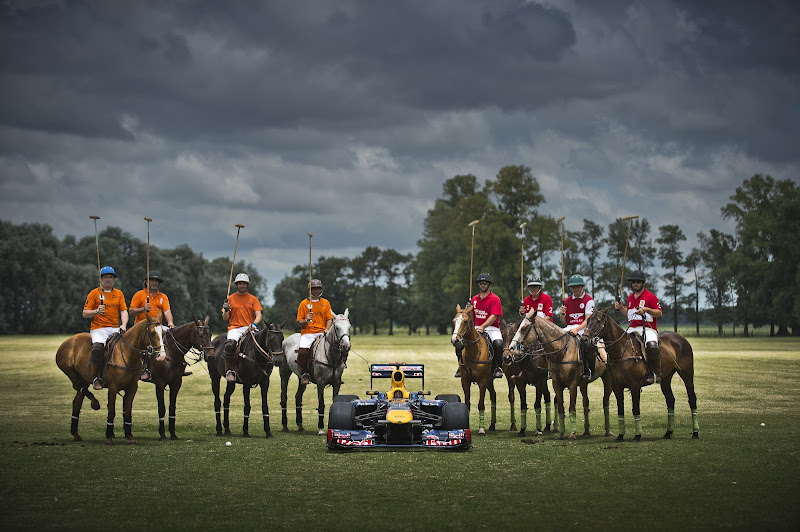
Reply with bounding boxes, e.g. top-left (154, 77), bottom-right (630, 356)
top-left (645, 341), bottom-right (661, 379)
